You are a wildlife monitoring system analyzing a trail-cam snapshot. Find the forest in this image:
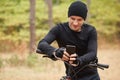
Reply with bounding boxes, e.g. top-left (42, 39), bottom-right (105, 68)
top-left (0, 0), bottom-right (119, 53)
top-left (0, 0), bottom-right (120, 80)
